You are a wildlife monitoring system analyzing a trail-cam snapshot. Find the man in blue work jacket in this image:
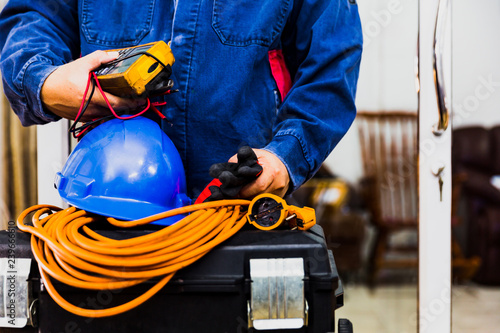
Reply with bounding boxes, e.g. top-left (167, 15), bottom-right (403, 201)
top-left (0, 0), bottom-right (362, 199)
